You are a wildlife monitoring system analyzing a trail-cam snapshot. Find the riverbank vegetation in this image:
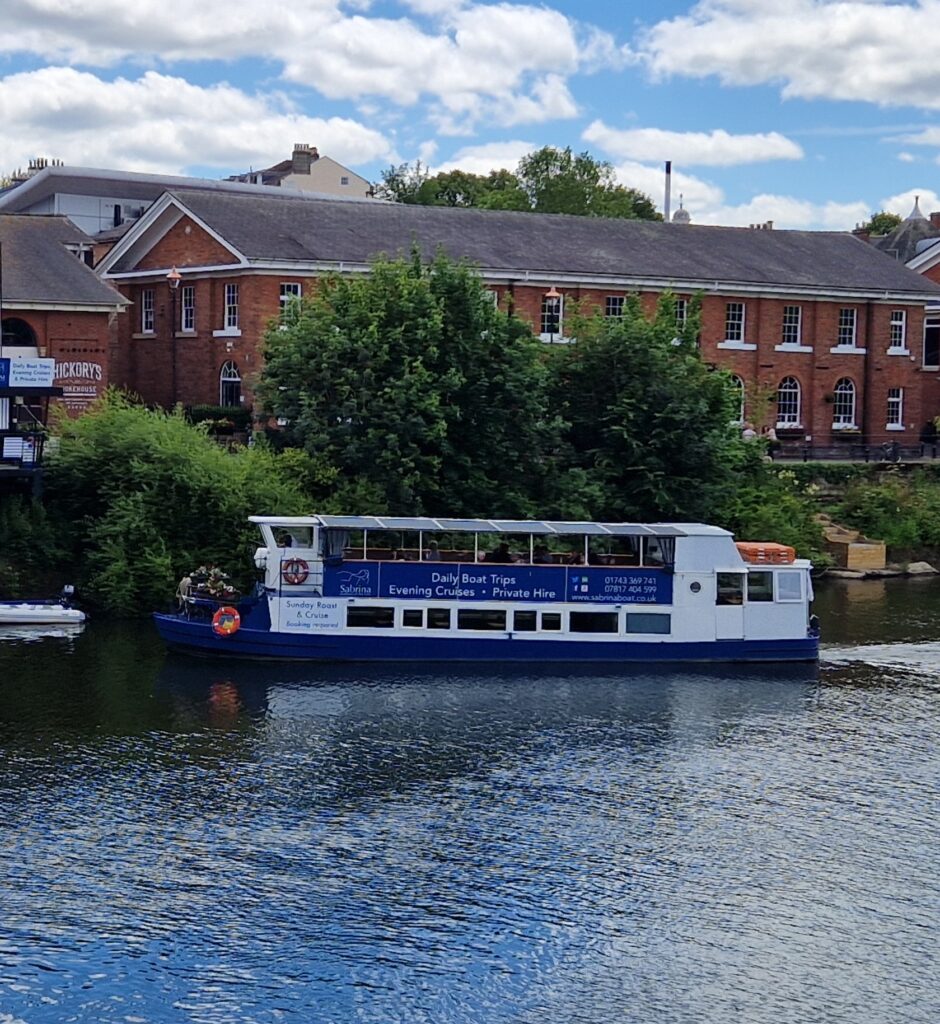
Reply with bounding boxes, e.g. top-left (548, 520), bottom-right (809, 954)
top-left (7, 251), bottom-right (938, 610)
